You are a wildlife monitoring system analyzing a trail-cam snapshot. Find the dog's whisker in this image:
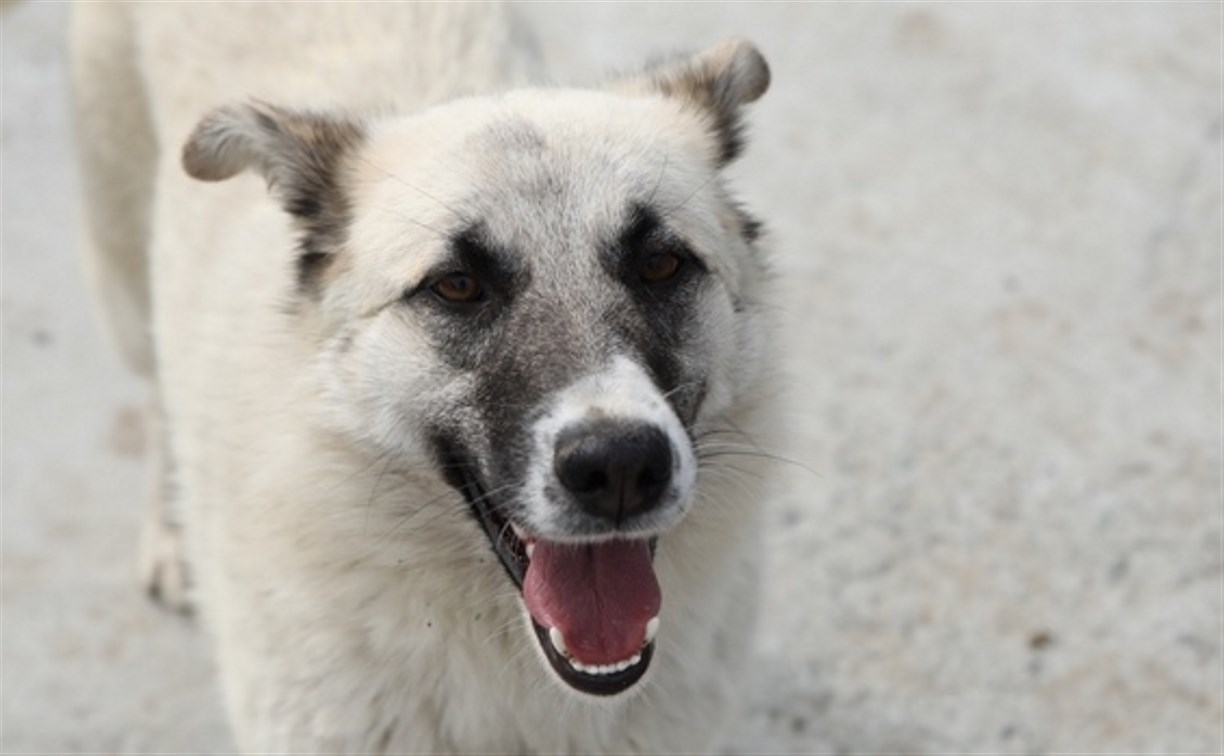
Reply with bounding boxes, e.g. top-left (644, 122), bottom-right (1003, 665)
top-left (374, 203), bottom-right (450, 240)
top-left (481, 612), bottom-right (532, 648)
top-left (696, 469), bottom-right (762, 504)
top-left (644, 150), bottom-right (670, 207)
top-left (699, 448), bottom-right (820, 478)
top-left (316, 447), bottom-right (398, 500)
top-left (467, 481), bottom-right (521, 510)
top-left (661, 378), bottom-right (703, 401)
top-left (362, 453), bottom-right (398, 537)
top-left (659, 171), bottom-right (718, 218)
top-left (355, 154), bottom-right (470, 225)
top-left (361, 477), bottom-right (520, 557)
top-left (699, 461), bottom-right (765, 481)
top-left (362, 488), bottom-right (463, 554)
top-left (494, 634), bottom-right (541, 688)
